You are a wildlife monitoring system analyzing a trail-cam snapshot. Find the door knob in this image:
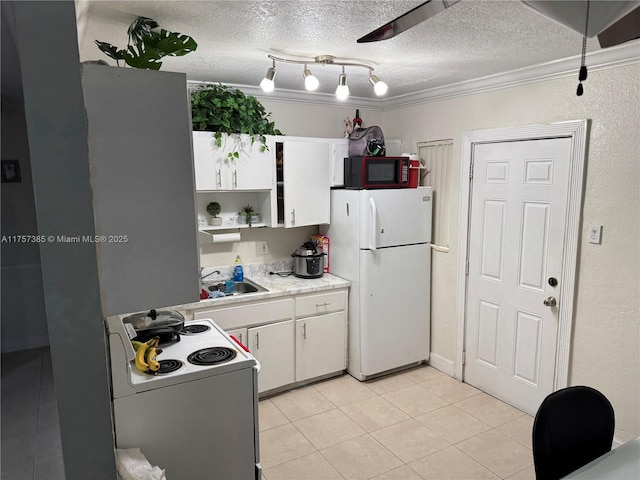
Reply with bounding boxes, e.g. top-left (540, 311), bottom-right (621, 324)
top-left (543, 296), bottom-right (557, 307)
